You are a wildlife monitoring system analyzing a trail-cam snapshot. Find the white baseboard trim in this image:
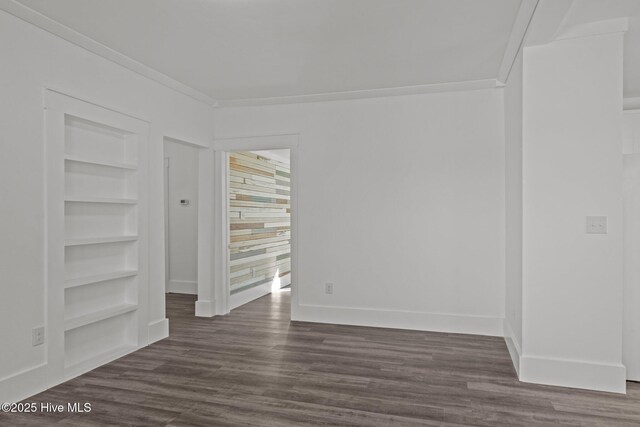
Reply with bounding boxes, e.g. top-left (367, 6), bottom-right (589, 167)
top-left (148, 318), bottom-right (169, 344)
top-left (293, 304), bottom-right (503, 337)
top-left (503, 319), bottom-right (522, 376)
top-left (195, 299), bottom-right (215, 317)
top-left (230, 274), bottom-right (291, 311)
top-left (0, 363), bottom-right (48, 404)
top-left (520, 355), bottom-right (627, 393)
top-left (167, 279), bottom-right (197, 295)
